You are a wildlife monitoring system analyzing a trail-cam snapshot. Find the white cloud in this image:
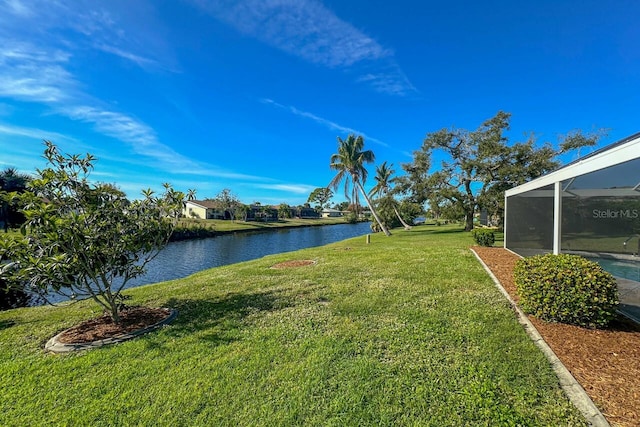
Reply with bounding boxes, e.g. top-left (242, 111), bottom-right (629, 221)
top-left (0, 43), bottom-right (77, 103)
top-left (94, 44), bottom-right (159, 69)
top-left (255, 183), bottom-right (317, 194)
top-left (62, 105), bottom-right (210, 171)
top-left (193, 0), bottom-right (416, 96)
top-left (0, 122), bottom-right (75, 142)
top-left (261, 98), bottom-right (388, 147)
top-left (357, 66), bottom-right (417, 96)
top-left (0, 7), bottom-right (191, 174)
